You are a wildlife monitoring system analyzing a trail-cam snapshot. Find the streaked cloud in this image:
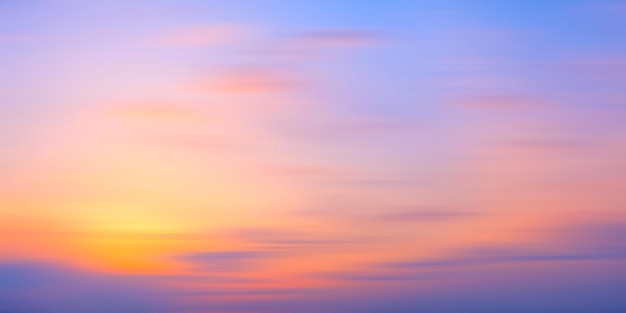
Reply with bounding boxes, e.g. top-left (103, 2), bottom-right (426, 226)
top-left (155, 24), bottom-right (250, 47)
top-left (370, 209), bottom-right (479, 223)
top-left (227, 227), bottom-right (353, 248)
top-left (191, 66), bottom-right (301, 94)
top-left (312, 270), bottom-right (441, 282)
top-left (383, 221), bottom-right (626, 270)
top-left (2, 0), bottom-right (626, 312)
top-left (110, 101), bottom-right (205, 124)
top-left (176, 250), bottom-right (282, 271)
top-left (453, 94), bottom-right (543, 110)
top-left (295, 29), bottom-right (384, 48)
